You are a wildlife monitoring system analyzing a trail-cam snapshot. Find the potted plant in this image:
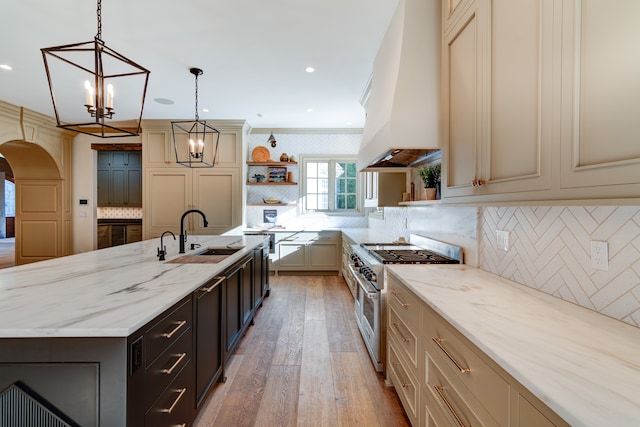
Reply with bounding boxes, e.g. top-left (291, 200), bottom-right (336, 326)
top-left (419, 164), bottom-right (441, 200)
